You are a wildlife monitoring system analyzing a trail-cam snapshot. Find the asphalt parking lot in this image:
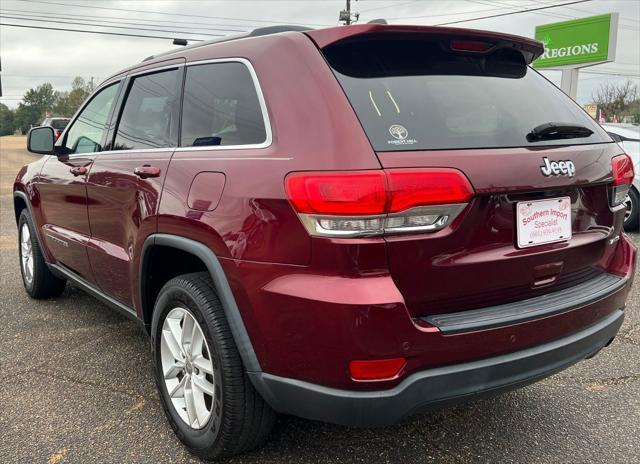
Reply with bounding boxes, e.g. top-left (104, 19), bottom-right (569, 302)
top-left (1, 136), bottom-right (639, 464)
